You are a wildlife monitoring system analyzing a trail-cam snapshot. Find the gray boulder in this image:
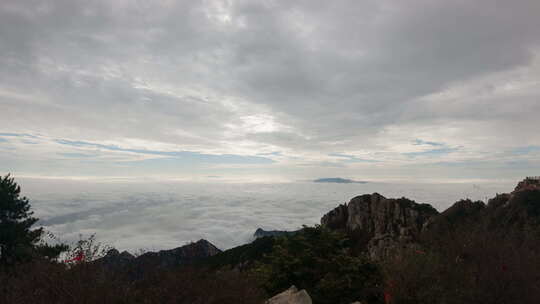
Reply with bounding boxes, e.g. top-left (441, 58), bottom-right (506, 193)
top-left (266, 286), bottom-right (312, 304)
